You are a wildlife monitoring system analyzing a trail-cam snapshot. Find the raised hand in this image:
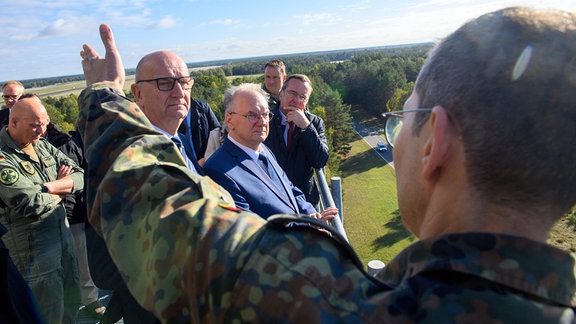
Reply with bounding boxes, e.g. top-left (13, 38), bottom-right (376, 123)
top-left (80, 24), bottom-right (125, 88)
